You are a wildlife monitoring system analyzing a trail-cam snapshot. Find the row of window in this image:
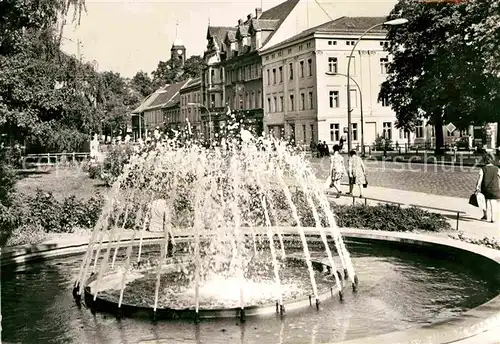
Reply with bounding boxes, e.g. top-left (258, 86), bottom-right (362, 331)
top-left (329, 122), bottom-right (393, 141)
top-left (327, 56), bottom-right (389, 75)
top-left (329, 89), bottom-right (390, 108)
top-left (230, 90), bottom-right (263, 110)
top-left (225, 63), bottom-right (262, 84)
top-left (266, 58), bottom-right (313, 85)
top-left (265, 42), bottom-right (313, 61)
top-left (180, 92), bottom-right (201, 106)
top-left (267, 91), bottom-right (314, 113)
